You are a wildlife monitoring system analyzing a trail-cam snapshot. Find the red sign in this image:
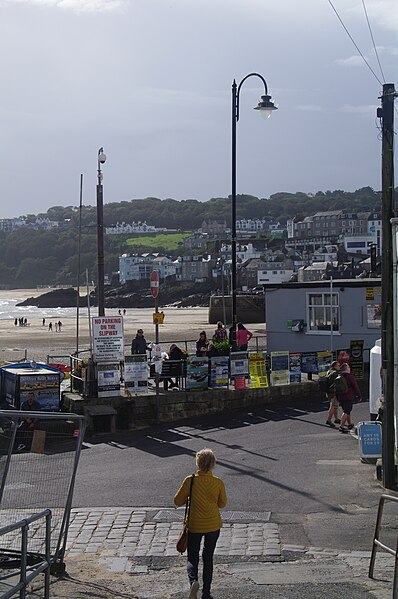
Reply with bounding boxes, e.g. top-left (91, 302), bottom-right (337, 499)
top-left (150, 271), bottom-right (159, 298)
